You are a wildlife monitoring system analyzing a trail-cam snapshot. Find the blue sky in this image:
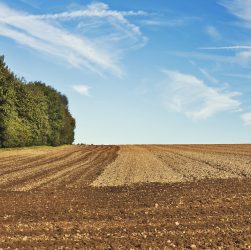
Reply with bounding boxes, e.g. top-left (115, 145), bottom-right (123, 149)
top-left (0, 0), bottom-right (251, 144)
